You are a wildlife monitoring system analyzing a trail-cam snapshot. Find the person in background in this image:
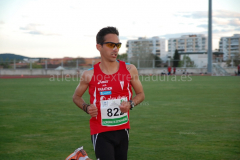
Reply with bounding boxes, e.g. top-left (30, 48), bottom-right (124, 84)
top-left (238, 64), bottom-right (240, 75)
top-left (173, 67), bottom-right (176, 74)
top-left (168, 66), bottom-right (172, 75)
